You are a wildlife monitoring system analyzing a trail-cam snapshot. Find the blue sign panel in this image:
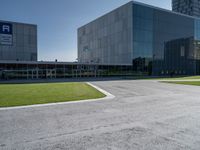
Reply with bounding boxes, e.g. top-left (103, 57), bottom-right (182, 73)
top-left (0, 22), bottom-right (13, 45)
top-left (0, 22), bottom-right (12, 34)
